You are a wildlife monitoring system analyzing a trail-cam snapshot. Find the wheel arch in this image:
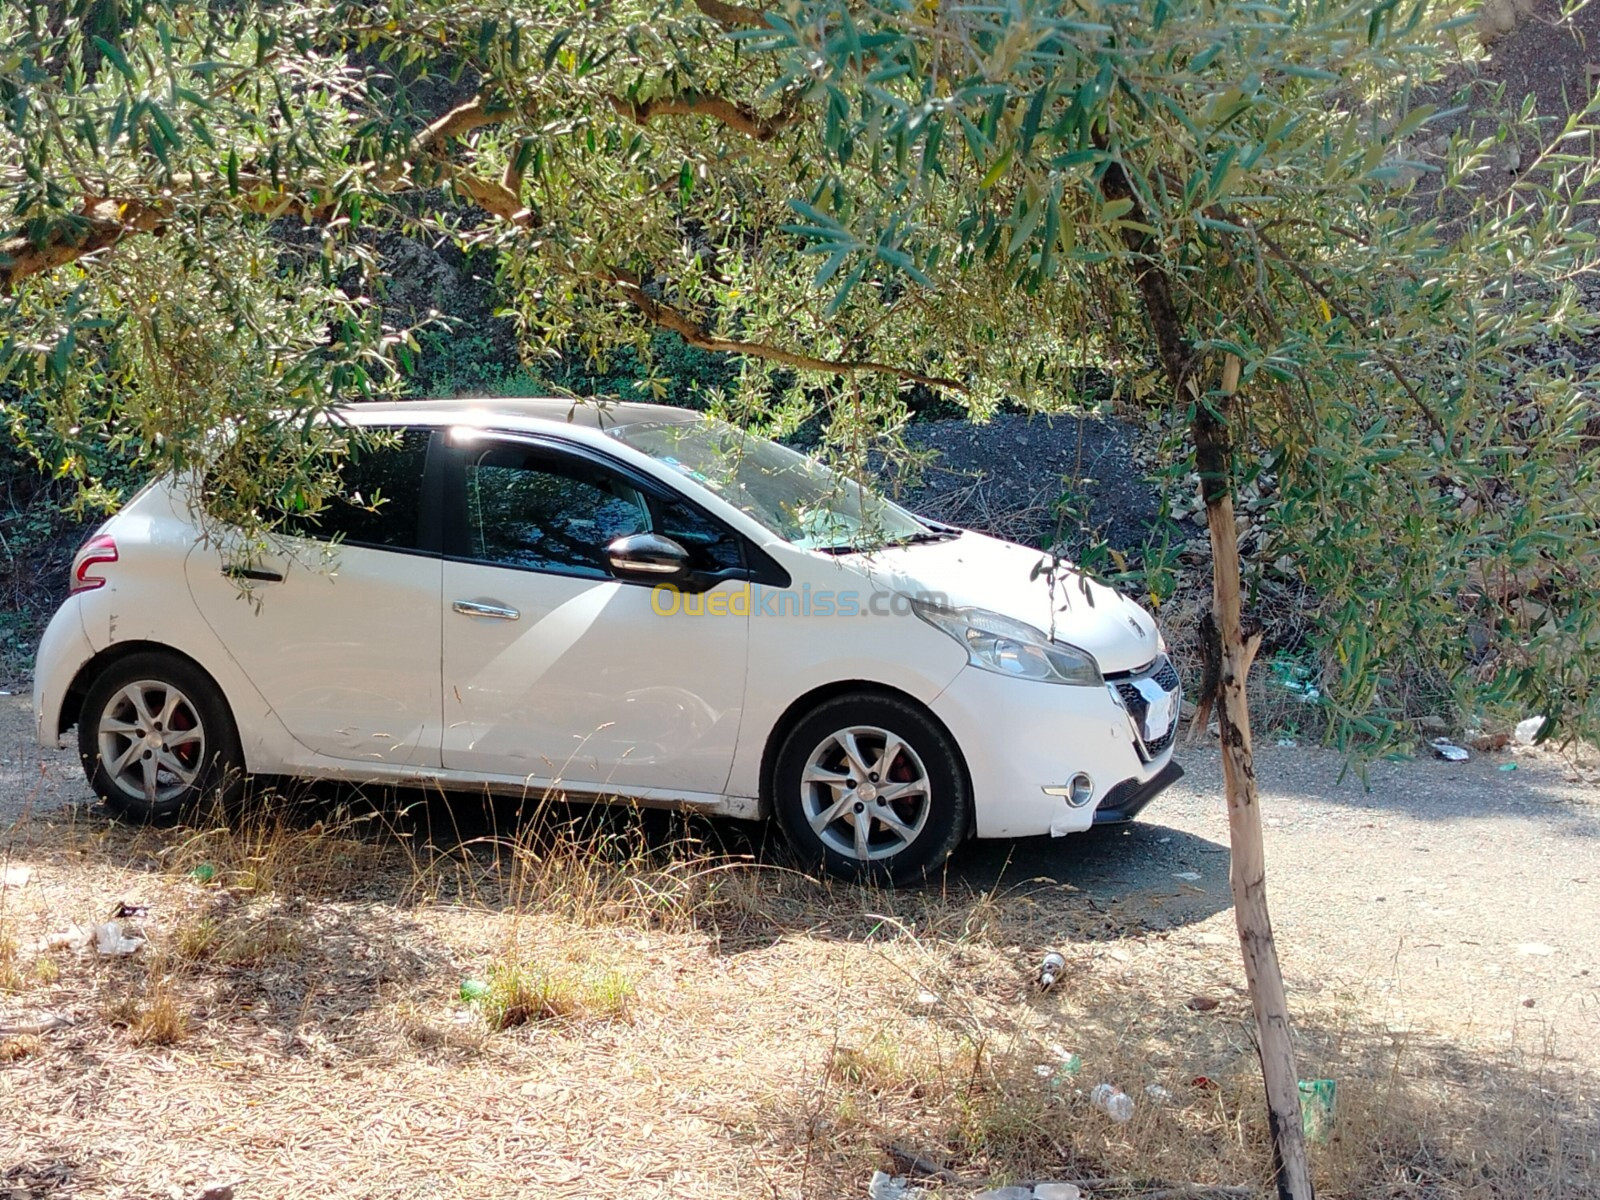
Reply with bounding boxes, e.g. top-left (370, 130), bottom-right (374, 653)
top-left (58, 640), bottom-right (234, 740)
top-left (758, 680), bottom-right (976, 837)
